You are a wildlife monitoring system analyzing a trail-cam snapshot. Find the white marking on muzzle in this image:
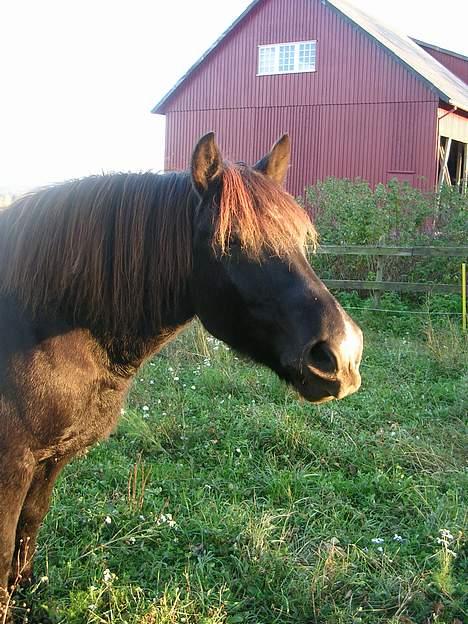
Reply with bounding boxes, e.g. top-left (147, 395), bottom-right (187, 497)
top-left (340, 319), bottom-right (362, 364)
